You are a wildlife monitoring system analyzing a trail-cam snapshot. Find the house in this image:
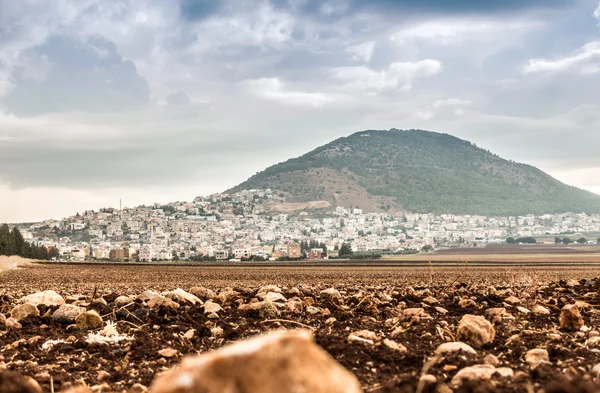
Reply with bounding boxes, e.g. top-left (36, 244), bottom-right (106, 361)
top-left (287, 244), bottom-right (302, 259)
top-left (214, 250), bottom-right (229, 260)
top-left (307, 248), bottom-right (324, 259)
